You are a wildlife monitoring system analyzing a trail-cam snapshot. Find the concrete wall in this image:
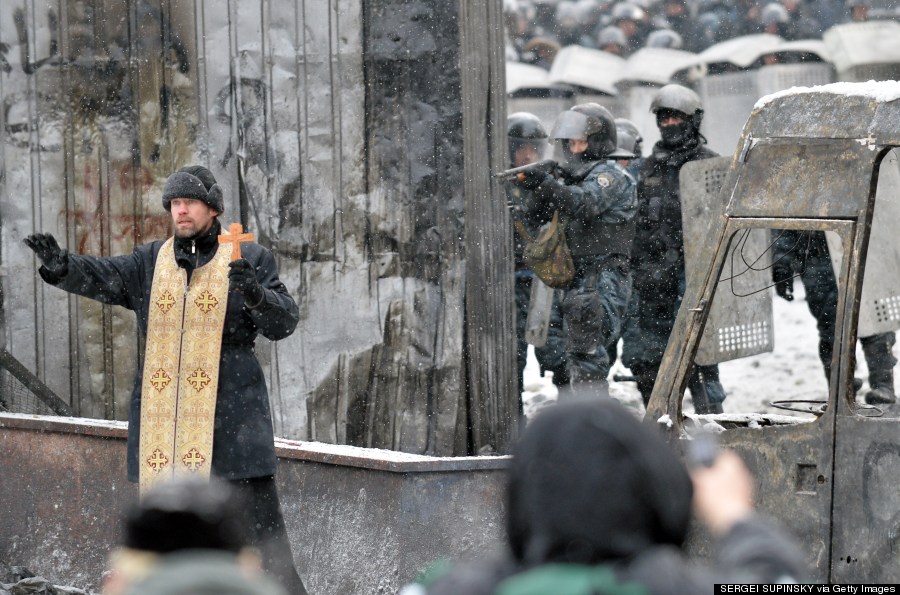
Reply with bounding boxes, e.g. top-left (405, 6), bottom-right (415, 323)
top-left (0, 0), bottom-right (516, 457)
top-left (0, 413), bottom-right (508, 594)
